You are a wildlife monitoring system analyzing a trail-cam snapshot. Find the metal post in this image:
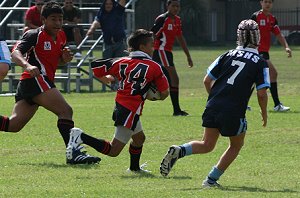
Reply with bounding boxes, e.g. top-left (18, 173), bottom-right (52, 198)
top-left (0, 0), bottom-right (23, 27)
